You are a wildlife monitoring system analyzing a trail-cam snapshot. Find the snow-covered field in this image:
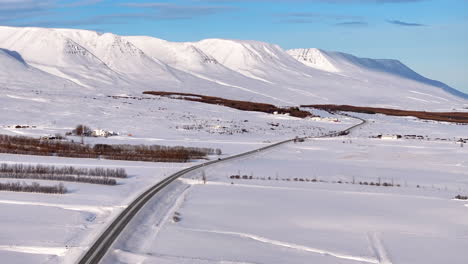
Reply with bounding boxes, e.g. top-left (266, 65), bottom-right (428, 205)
top-left (0, 153), bottom-right (192, 264)
top-left (101, 113), bottom-right (468, 264)
top-left (1, 25), bottom-right (467, 264)
top-left (0, 97), bottom-right (343, 264)
top-left (0, 92), bottom-right (466, 264)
